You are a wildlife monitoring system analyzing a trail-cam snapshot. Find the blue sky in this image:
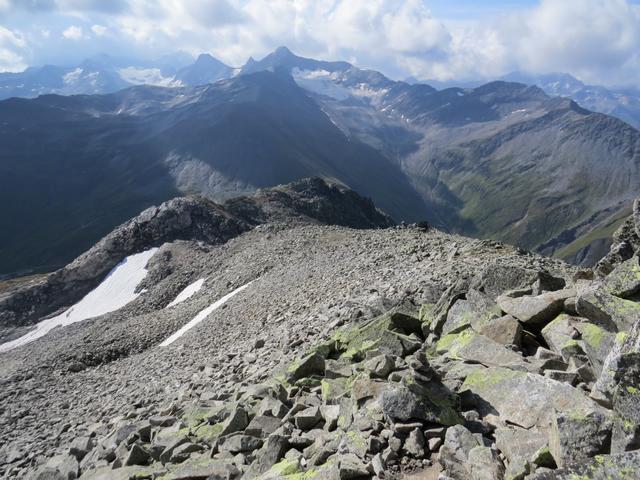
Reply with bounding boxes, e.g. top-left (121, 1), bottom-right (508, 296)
top-left (1, 0), bottom-right (639, 87)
